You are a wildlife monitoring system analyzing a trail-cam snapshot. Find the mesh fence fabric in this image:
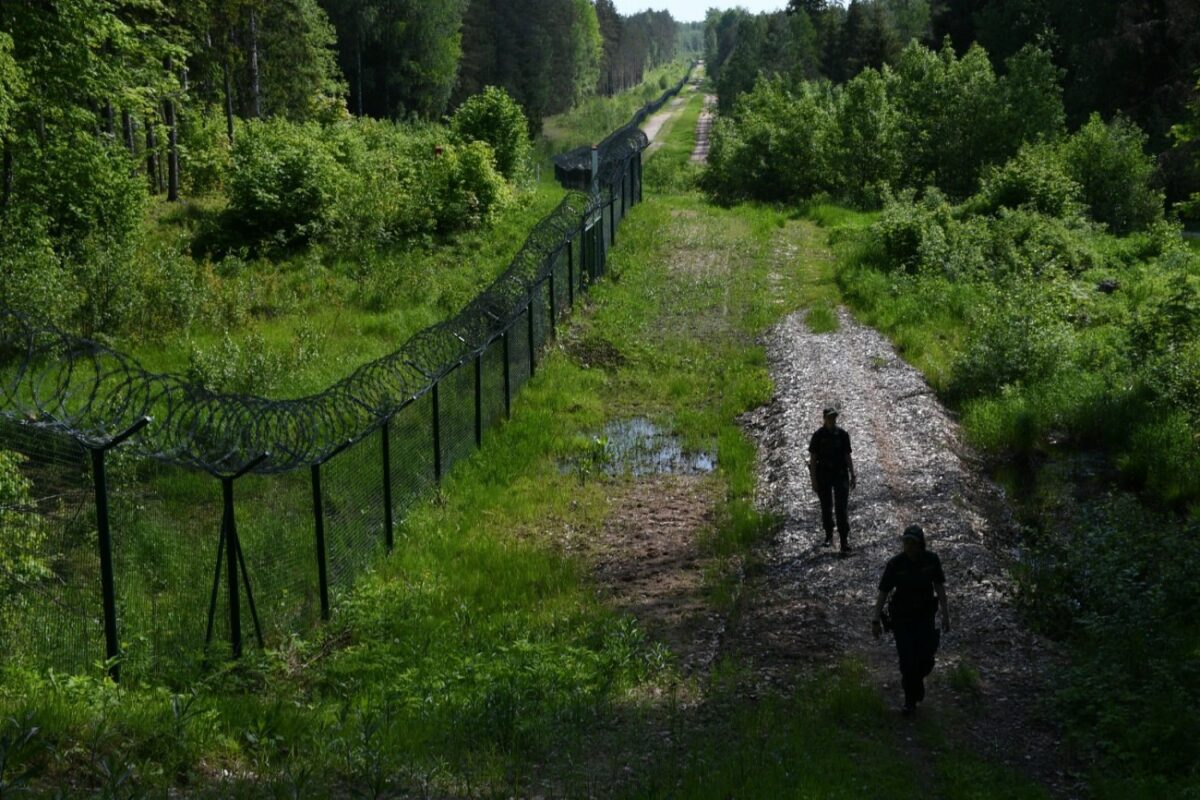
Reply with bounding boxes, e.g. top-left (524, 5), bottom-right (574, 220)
top-left (0, 83), bottom-right (659, 678)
